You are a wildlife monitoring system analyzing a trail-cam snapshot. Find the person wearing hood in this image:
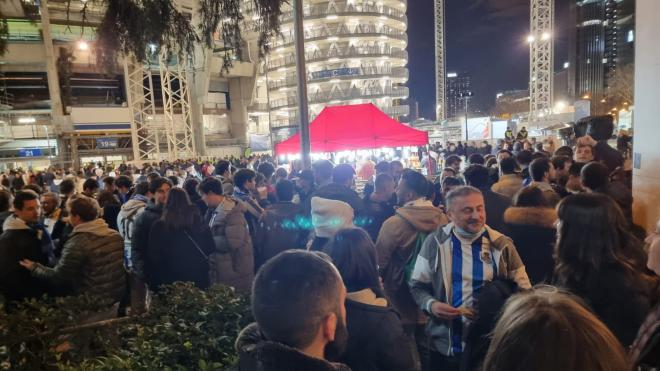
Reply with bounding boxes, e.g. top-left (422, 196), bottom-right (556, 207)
top-left (0, 190), bottom-right (50, 303)
top-left (309, 197), bottom-right (356, 251)
top-left (409, 186), bottom-right (530, 371)
top-left (198, 177), bottom-right (253, 292)
top-left (254, 180), bottom-right (306, 269)
top-left (117, 181), bottom-right (151, 314)
top-left (235, 250), bottom-right (350, 371)
top-left (376, 169), bottom-right (448, 369)
top-left (503, 186), bottom-right (557, 285)
top-left (20, 195), bottom-right (125, 304)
